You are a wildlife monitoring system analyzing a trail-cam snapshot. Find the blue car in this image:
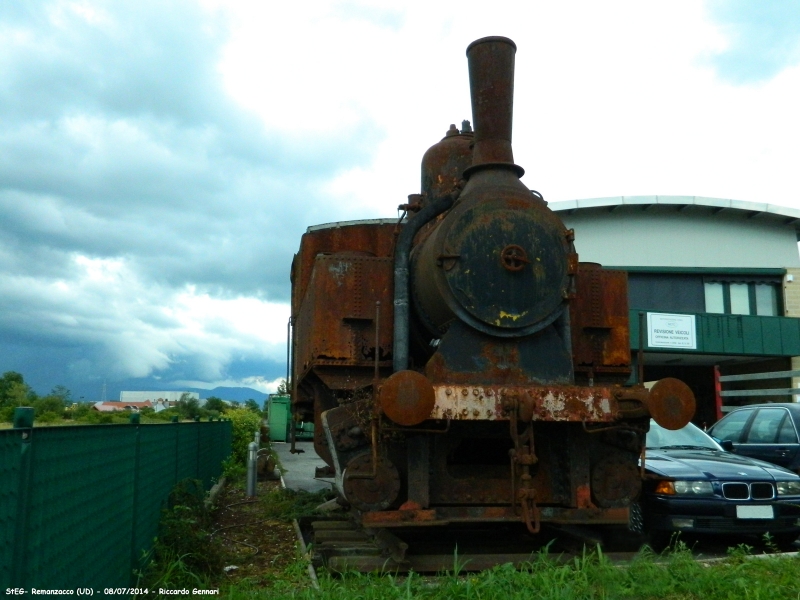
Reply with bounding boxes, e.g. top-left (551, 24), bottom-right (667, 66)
top-left (707, 403), bottom-right (800, 474)
top-left (636, 420), bottom-right (800, 549)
